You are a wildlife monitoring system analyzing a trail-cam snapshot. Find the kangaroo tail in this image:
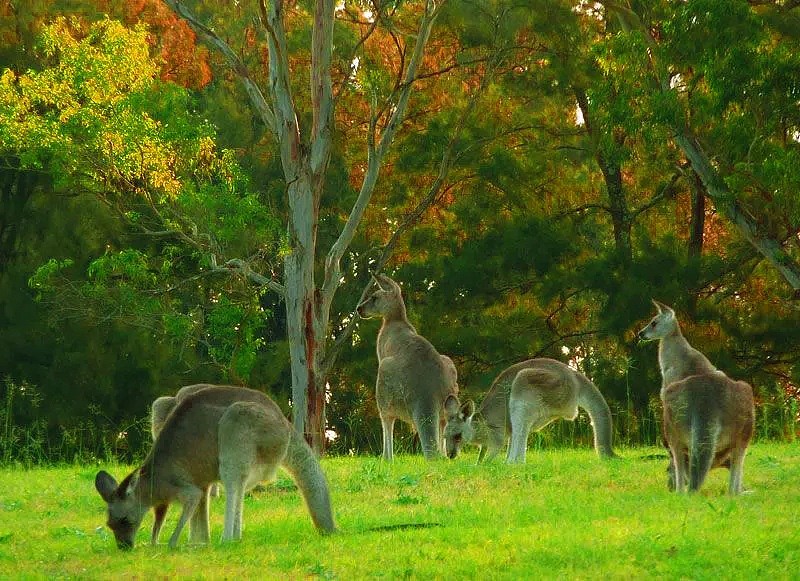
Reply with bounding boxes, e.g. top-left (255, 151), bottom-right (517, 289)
top-left (576, 374), bottom-right (617, 459)
top-left (282, 429), bottom-right (336, 534)
top-left (689, 410), bottom-right (718, 492)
